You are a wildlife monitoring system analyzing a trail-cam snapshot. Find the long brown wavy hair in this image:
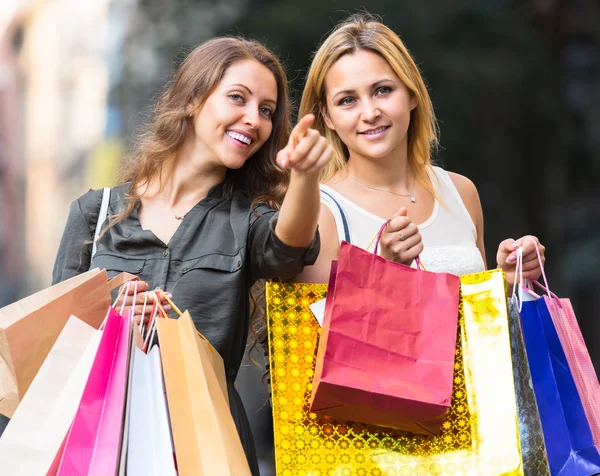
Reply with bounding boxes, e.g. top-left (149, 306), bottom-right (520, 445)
top-left (102, 37), bottom-right (291, 370)
top-left (106, 36), bottom-right (290, 232)
top-left (299, 13), bottom-right (439, 196)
